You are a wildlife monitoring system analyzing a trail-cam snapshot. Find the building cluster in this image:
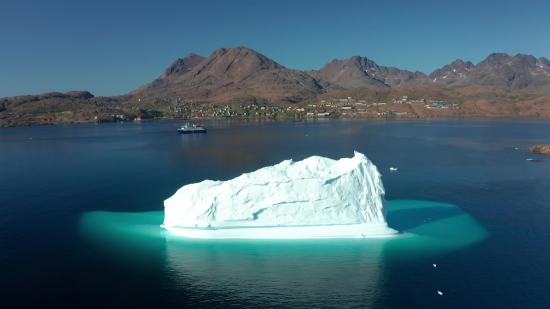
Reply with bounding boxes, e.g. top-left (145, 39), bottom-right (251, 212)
top-left (165, 103), bottom-right (288, 119)
top-left (425, 101), bottom-right (459, 109)
top-left (153, 98), bottom-right (172, 104)
top-left (303, 95), bottom-right (460, 116)
top-left (111, 114), bottom-right (128, 121)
